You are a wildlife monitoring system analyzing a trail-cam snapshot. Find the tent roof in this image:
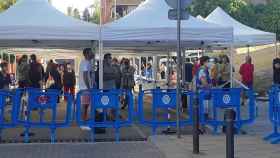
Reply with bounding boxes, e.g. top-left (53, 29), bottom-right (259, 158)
top-left (0, 0), bottom-right (99, 48)
top-left (205, 7), bottom-right (276, 47)
top-left (196, 15), bottom-right (205, 20)
top-left (103, 0), bottom-right (233, 49)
